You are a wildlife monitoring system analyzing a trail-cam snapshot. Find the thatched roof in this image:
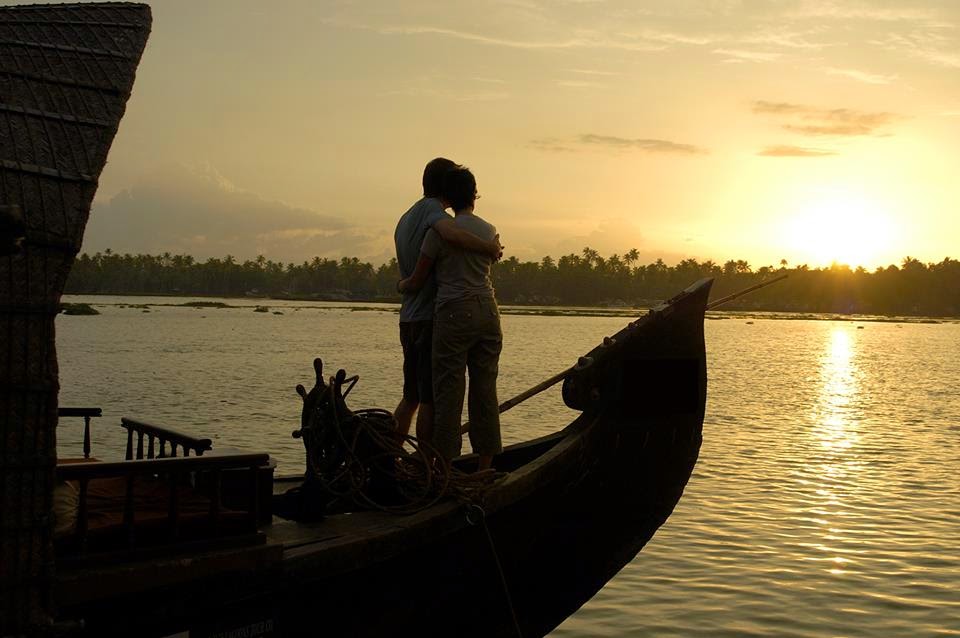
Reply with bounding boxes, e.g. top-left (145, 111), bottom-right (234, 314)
top-left (0, 2), bottom-right (152, 257)
top-left (0, 3), bottom-right (151, 633)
